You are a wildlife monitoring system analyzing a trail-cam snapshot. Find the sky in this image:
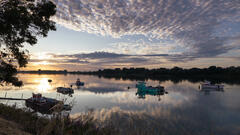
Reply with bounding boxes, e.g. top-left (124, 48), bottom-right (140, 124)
top-left (24, 0), bottom-right (240, 71)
